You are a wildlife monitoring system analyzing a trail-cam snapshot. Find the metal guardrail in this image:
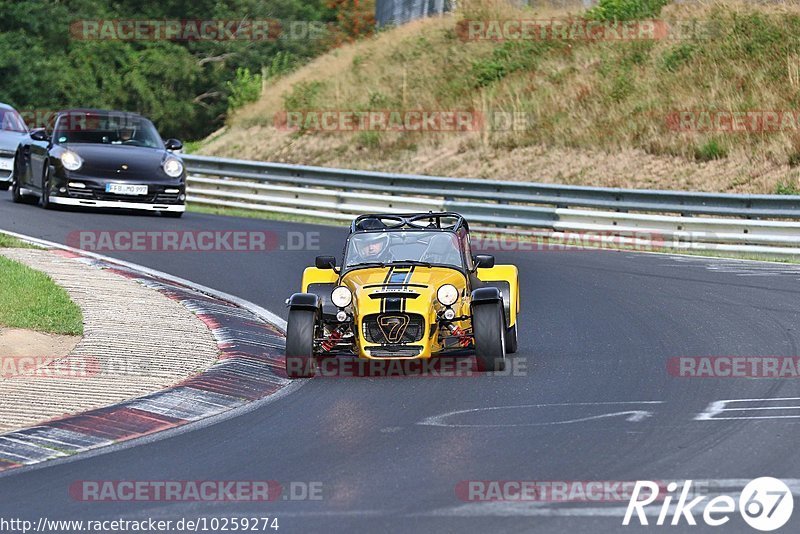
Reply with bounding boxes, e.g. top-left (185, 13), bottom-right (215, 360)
top-left (182, 154), bottom-right (800, 258)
